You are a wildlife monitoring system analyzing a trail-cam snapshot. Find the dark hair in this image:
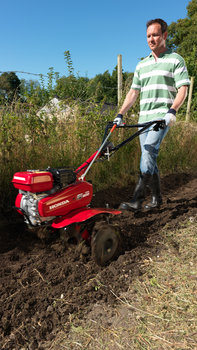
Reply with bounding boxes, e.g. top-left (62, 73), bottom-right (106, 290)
top-left (146, 18), bottom-right (168, 33)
